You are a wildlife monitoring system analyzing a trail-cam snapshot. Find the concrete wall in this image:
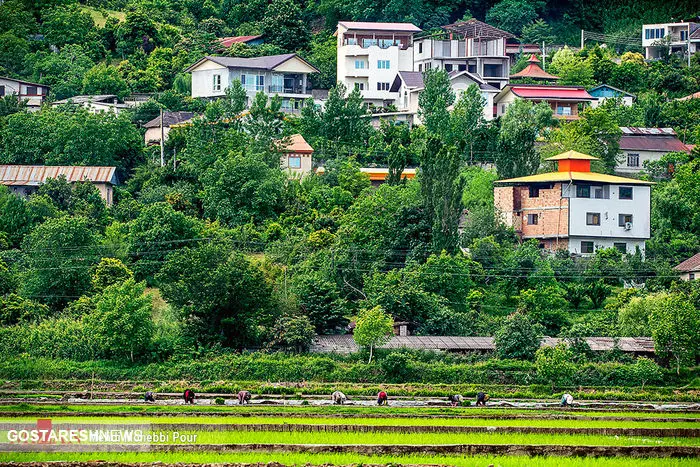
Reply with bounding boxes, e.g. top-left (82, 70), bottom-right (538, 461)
top-left (568, 236), bottom-right (647, 256)
top-left (565, 183), bottom-right (651, 240)
top-left (280, 152), bottom-right (313, 176)
top-left (616, 149), bottom-right (667, 175)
